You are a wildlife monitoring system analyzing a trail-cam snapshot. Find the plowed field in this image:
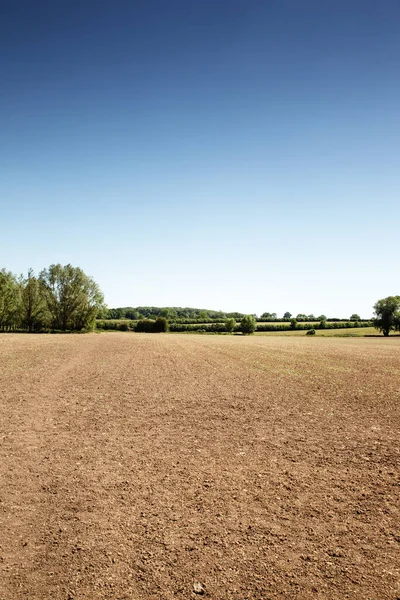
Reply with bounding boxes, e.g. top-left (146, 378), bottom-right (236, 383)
top-left (0, 333), bottom-right (399, 600)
